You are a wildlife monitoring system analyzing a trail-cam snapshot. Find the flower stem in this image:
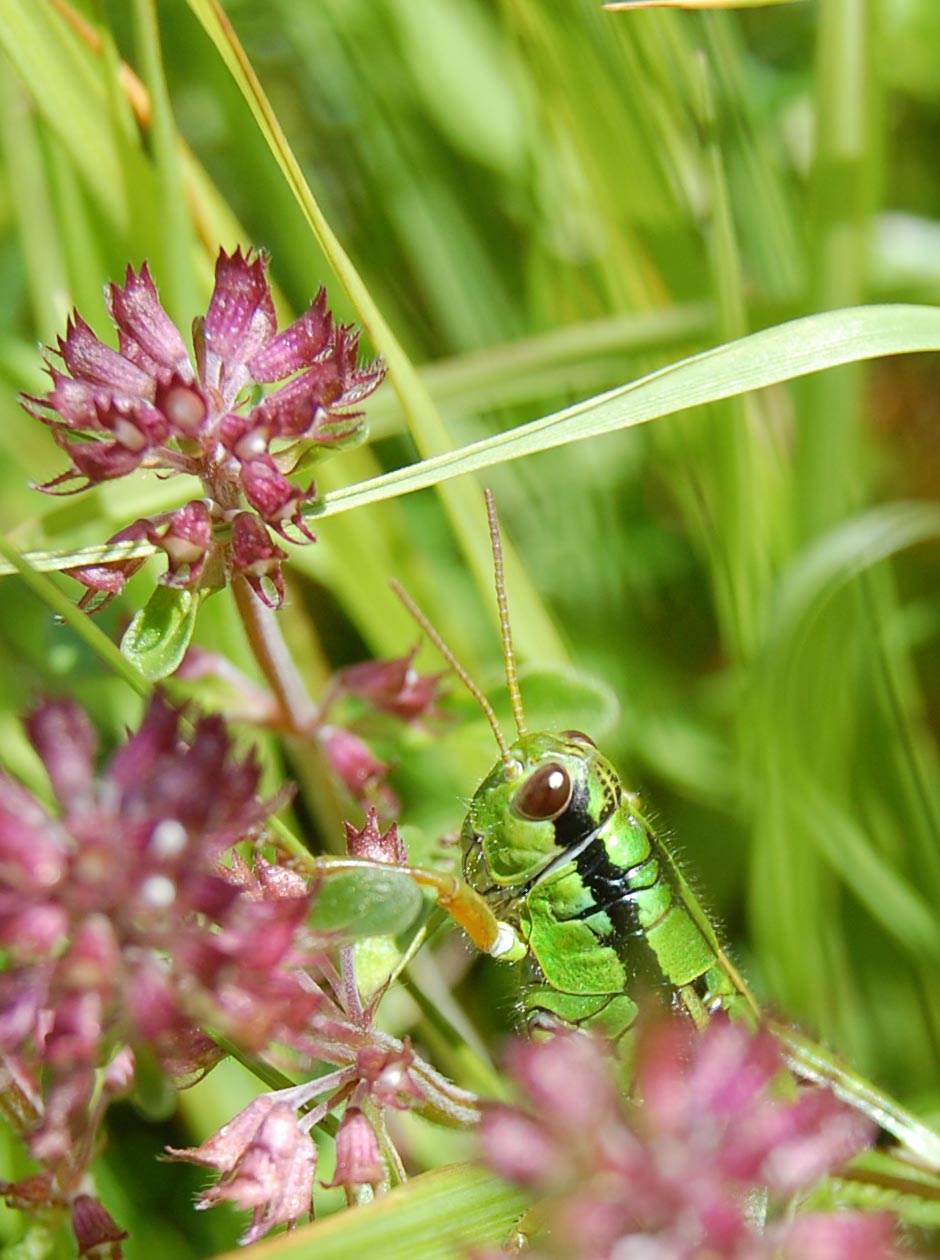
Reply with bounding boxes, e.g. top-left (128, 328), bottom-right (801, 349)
top-left (232, 574), bottom-right (318, 734)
